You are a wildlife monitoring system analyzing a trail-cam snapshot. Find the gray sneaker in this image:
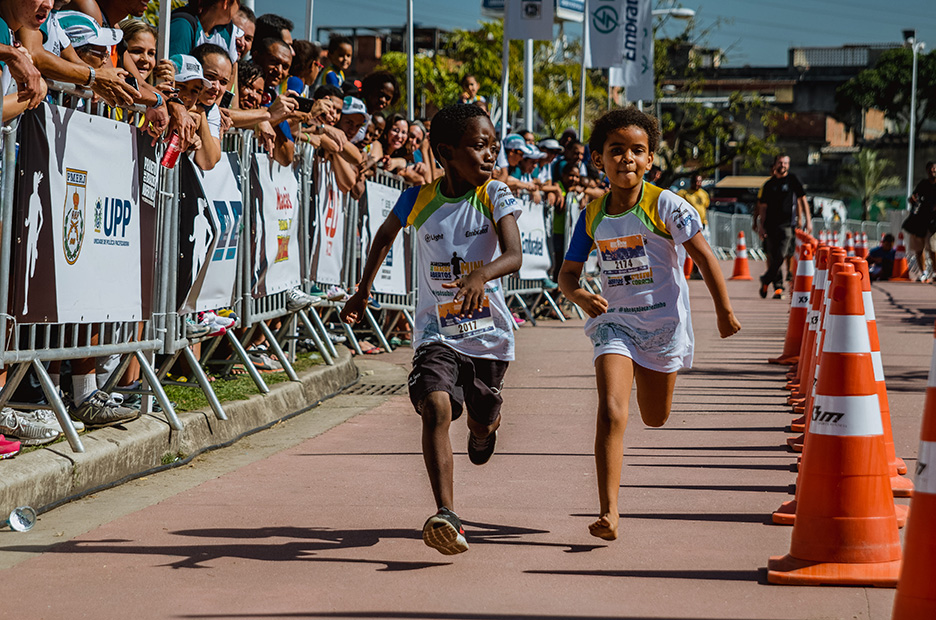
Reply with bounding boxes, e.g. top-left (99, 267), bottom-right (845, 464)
top-left (286, 287), bottom-right (319, 311)
top-left (0, 407), bottom-right (61, 446)
top-left (72, 390), bottom-right (141, 428)
top-left (19, 408), bottom-right (85, 433)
